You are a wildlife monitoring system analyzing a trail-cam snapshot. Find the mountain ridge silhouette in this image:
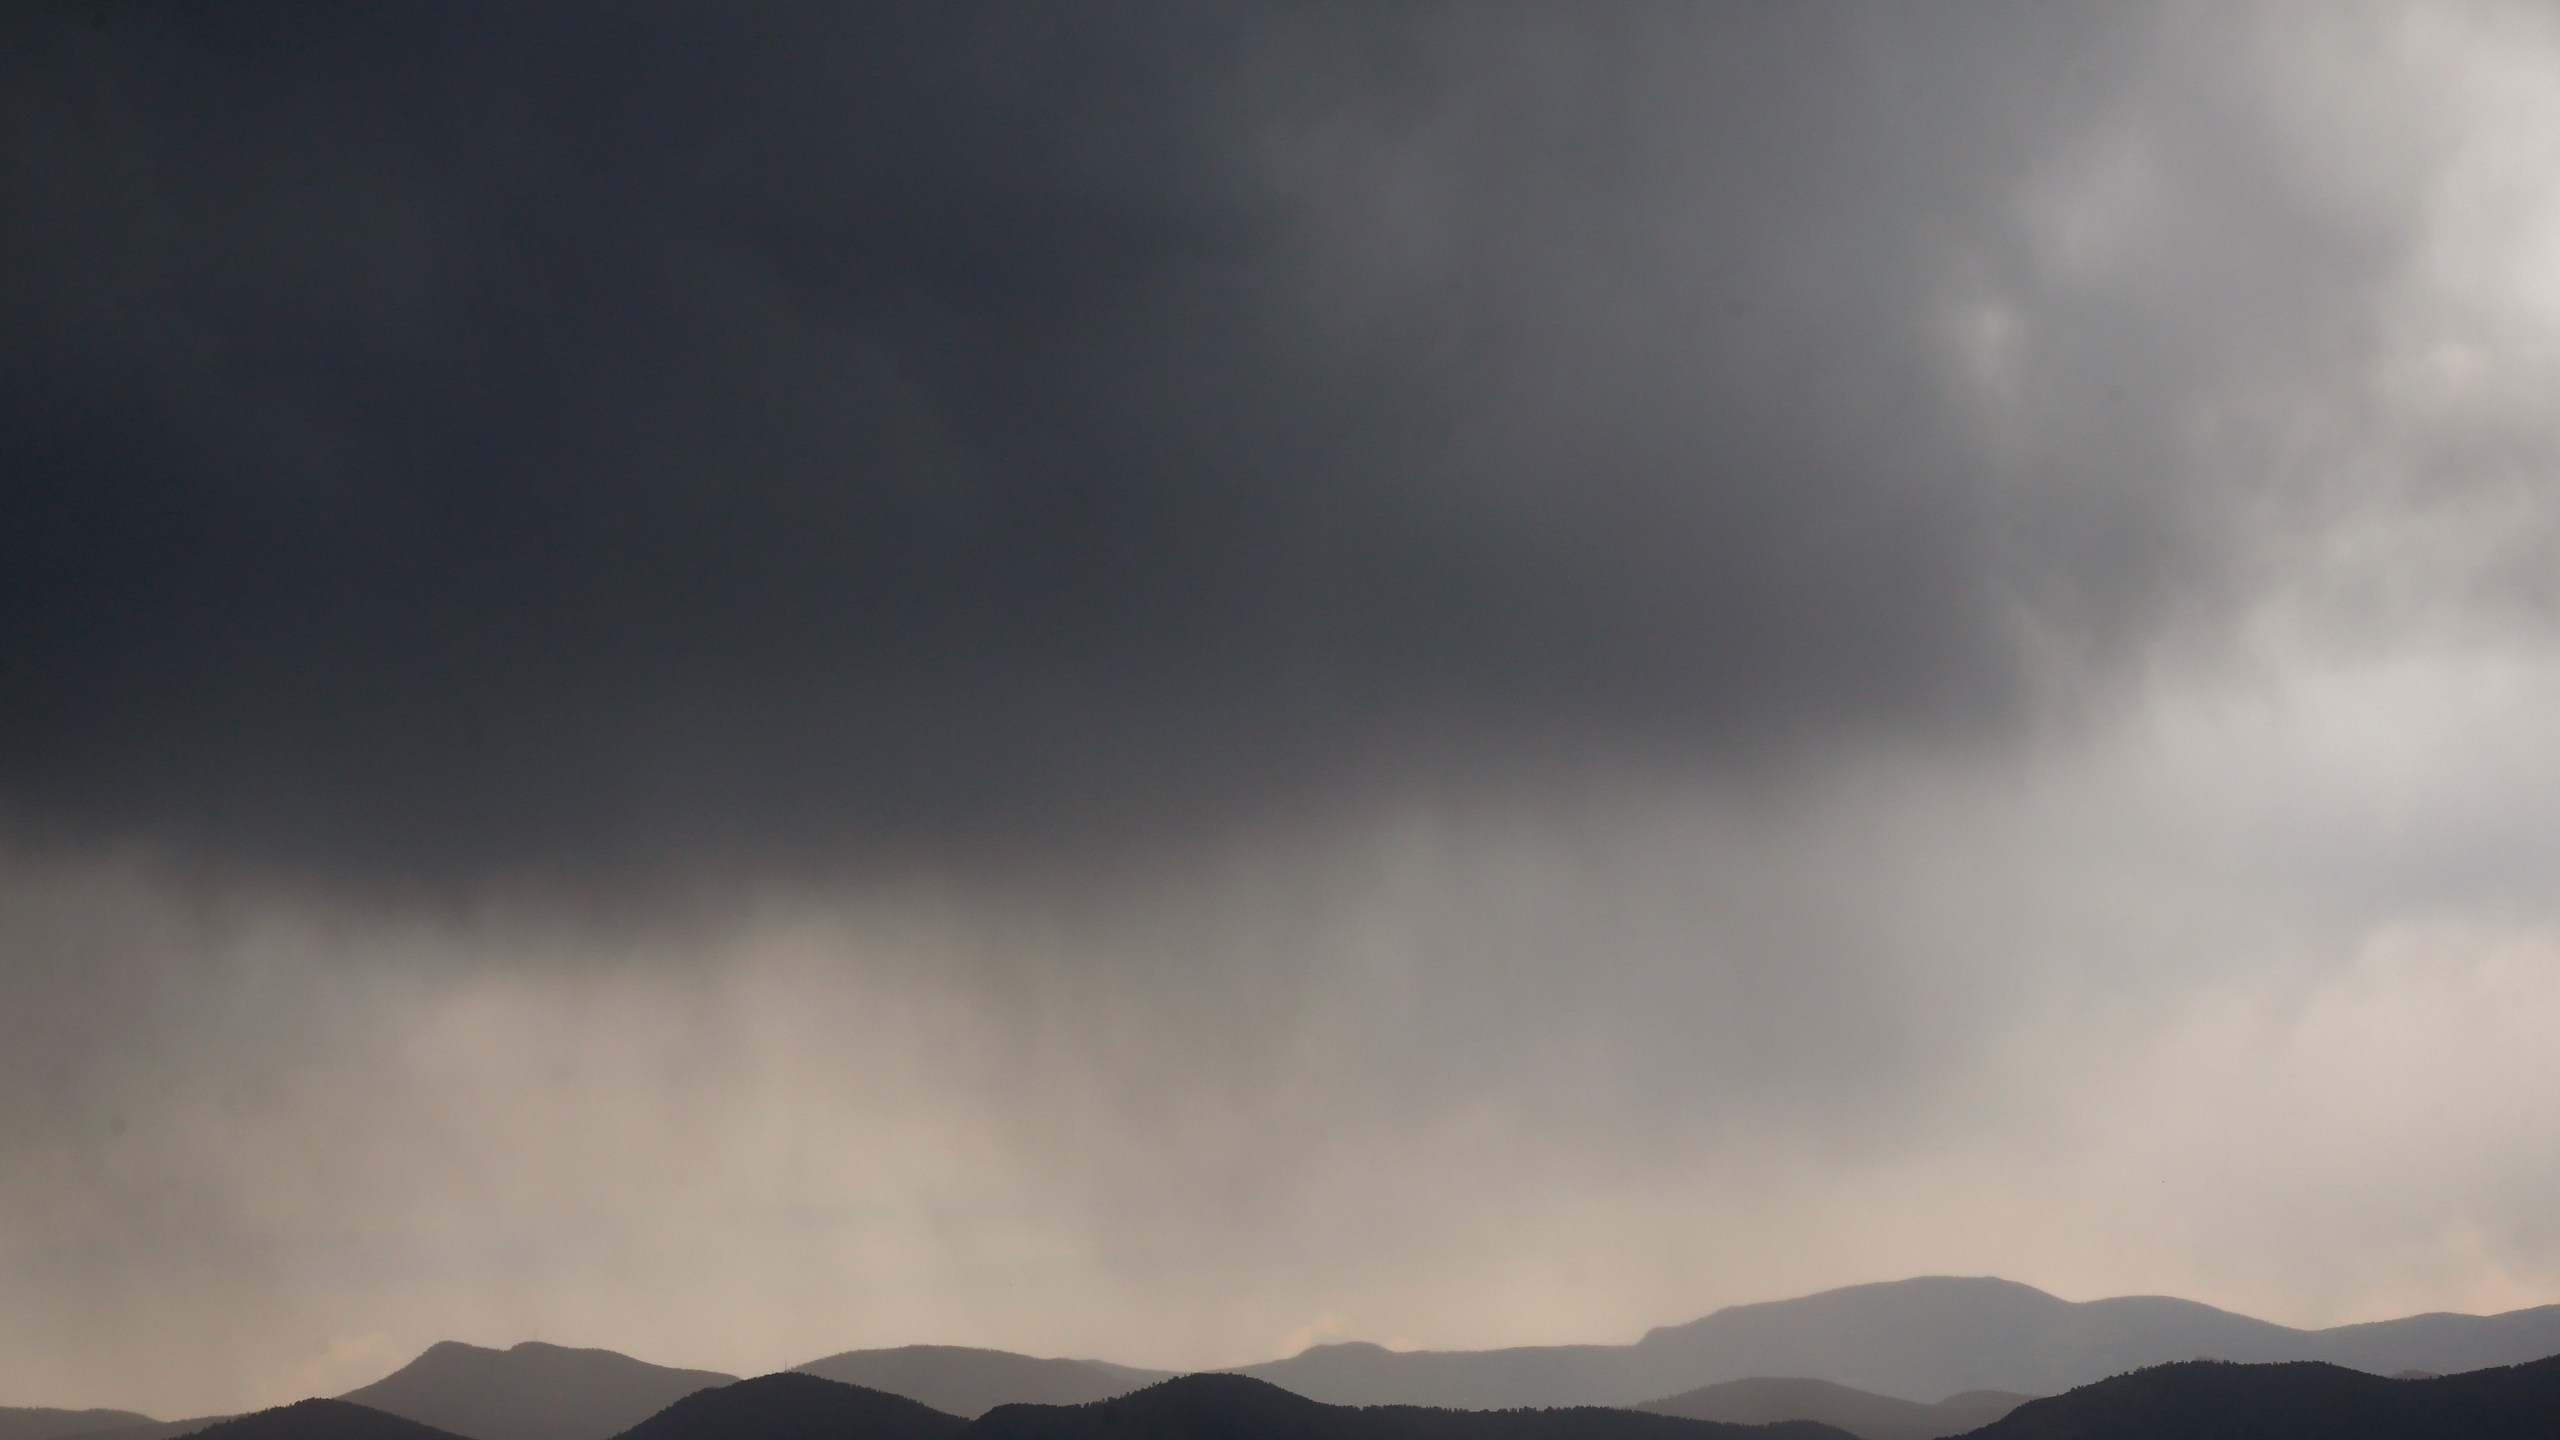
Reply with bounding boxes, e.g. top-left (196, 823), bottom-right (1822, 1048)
top-left (961, 1372), bottom-right (1850, 1440)
top-left (167, 1402), bottom-right (463, 1440)
top-left (1229, 1276), bottom-right (2560, 1405)
top-left (17, 1275), bottom-right (2560, 1438)
top-left (604, 1373), bottom-right (961, 1440)
top-left (335, 1341), bottom-right (731, 1440)
top-left (1966, 1353), bottom-right (2560, 1439)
